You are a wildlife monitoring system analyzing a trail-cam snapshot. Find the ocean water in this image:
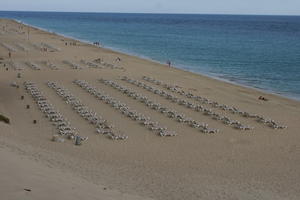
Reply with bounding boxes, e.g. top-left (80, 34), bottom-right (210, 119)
top-left (1, 11), bottom-right (300, 100)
